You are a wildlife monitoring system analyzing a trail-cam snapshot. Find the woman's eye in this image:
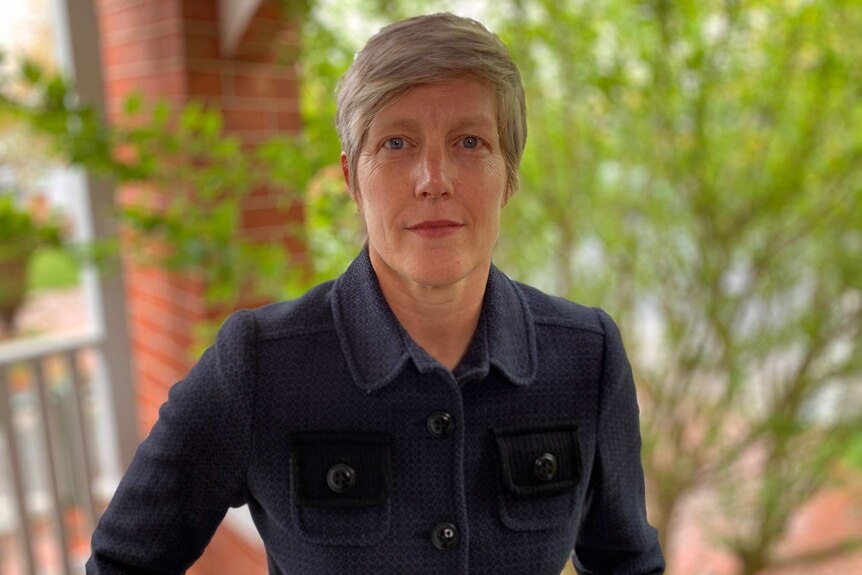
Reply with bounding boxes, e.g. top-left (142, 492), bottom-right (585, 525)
top-left (384, 137), bottom-right (405, 150)
top-left (462, 136), bottom-right (481, 149)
